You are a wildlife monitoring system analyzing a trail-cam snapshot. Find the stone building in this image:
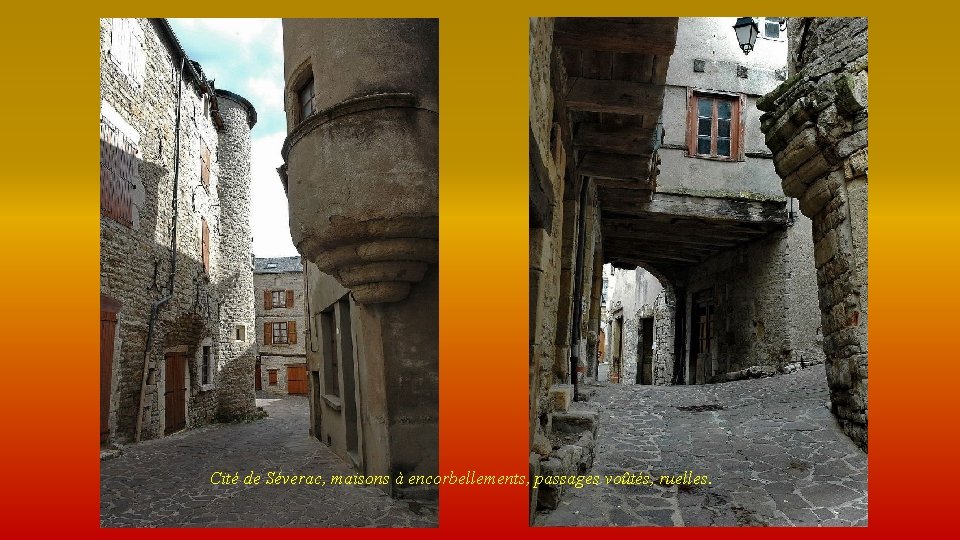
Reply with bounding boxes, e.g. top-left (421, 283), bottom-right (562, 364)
top-left (253, 256), bottom-right (307, 395)
top-left (100, 18), bottom-right (257, 446)
top-left (529, 17), bottom-right (857, 515)
top-left (278, 19), bottom-right (439, 499)
top-left (758, 18), bottom-right (868, 449)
